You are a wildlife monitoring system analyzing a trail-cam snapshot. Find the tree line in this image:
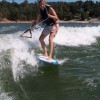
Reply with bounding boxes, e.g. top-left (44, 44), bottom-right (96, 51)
top-left (0, 0), bottom-right (100, 21)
